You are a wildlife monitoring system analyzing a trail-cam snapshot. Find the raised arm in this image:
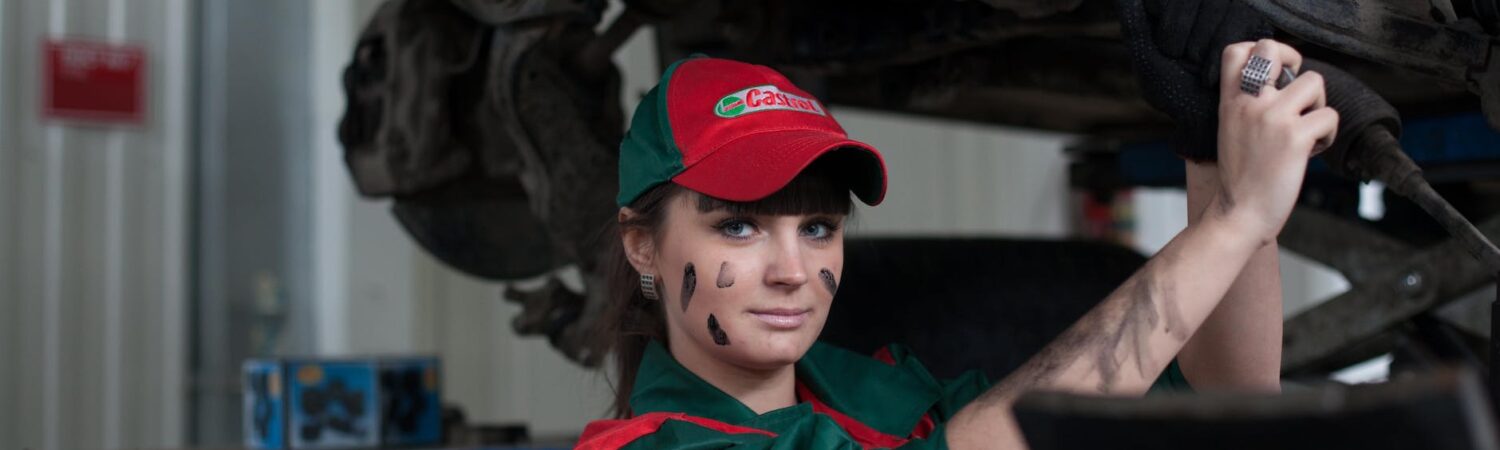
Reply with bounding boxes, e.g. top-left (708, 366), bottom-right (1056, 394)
top-left (943, 39), bottom-right (1336, 449)
top-left (1176, 161), bottom-right (1283, 392)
